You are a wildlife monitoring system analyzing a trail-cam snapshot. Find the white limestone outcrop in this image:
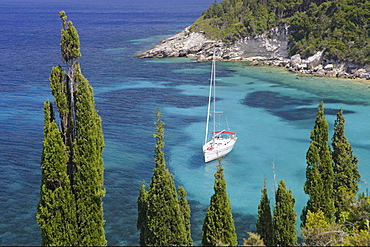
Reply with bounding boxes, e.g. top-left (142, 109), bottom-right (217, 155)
top-left (136, 25), bottom-right (370, 80)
